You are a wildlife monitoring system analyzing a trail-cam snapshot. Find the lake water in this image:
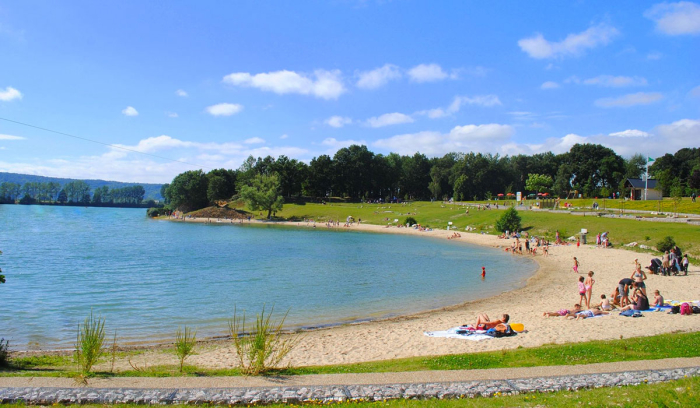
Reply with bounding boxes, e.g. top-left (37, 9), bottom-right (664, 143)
top-left (0, 205), bottom-right (536, 349)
